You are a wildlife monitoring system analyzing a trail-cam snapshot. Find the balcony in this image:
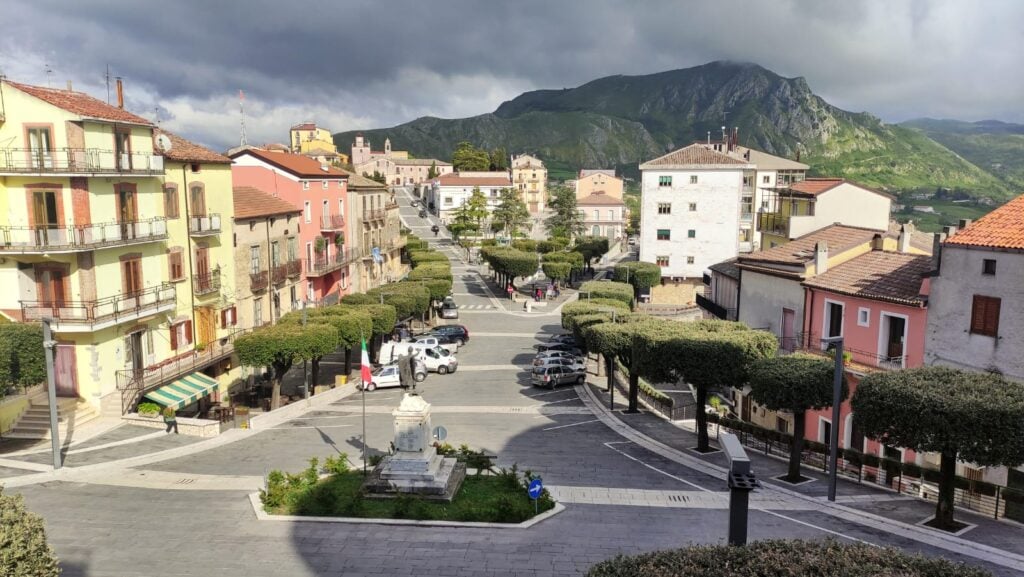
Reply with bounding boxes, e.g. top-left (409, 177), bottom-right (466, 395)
top-left (362, 209), bottom-right (386, 224)
top-left (189, 213), bottom-right (221, 237)
top-left (287, 259), bottom-right (302, 278)
top-left (249, 270), bottom-right (269, 292)
top-left (306, 247), bottom-right (361, 277)
top-left (271, 262), bottom-right (288, 285)
top-left (758, 212), bottom-right (789, 236)
top-left (779, 332), bottom-right (906, 372)
top-left (384, 202), bottom-right (399, 211)
top-left (0, 147), bottom-right (164, 176)
top-left (20, 283), bottom-right (176, 333)
top-left (320, 214), bottom-right (345, 231)
top-left (192, 269), bottom-right (221, 297)
top-left (696, 293), bottom-right (737, 321)
top-left (0, 218), bottom-right (168, 254)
